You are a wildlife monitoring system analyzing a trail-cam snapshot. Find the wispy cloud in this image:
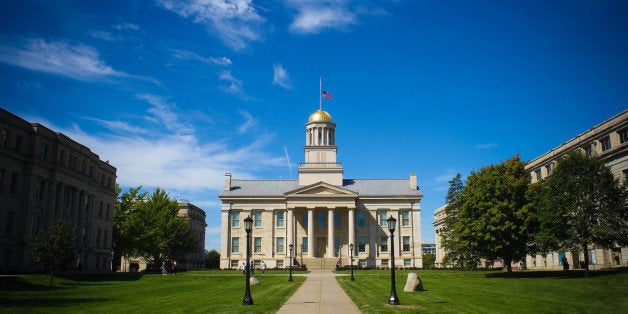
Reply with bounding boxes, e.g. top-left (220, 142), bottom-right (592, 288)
top-left (284, 0), bottom-right (385, 34)
top-left (113, 23), bottom-right (140, 31)
top-left (237, 110), bottom-right (258, 134)
top-left (156, 0), bottom-right (265, 51)
top-left (84, 117), bottom-right (149, 134)
top-left (0, 38), bottom-right (127, 81)
top-left (272, 63), bottom-right (293, 89)
top-left (218, 70), bottom-right (244, 95)
top-left (476, 143), bottom-right (498, 150)
top-left (136, 94), bottom-right (194, 134)
top-left (172, 49), bottom-right (231, 66)
top-left (434, 169), bottom-right (459, 183)
top-left (90, 31), bottom-right (118, 41)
